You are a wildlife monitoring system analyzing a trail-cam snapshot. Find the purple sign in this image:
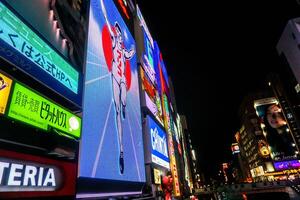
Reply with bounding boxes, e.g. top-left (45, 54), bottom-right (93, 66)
top-left (274, 160), bottom-right (300, 170)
